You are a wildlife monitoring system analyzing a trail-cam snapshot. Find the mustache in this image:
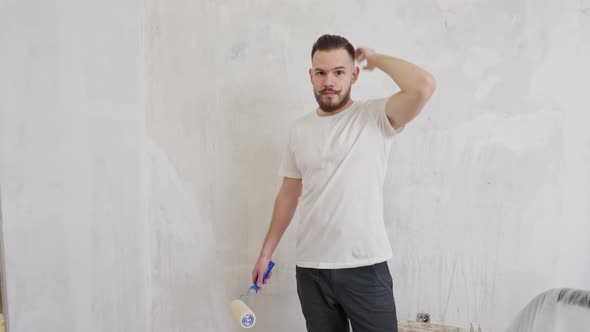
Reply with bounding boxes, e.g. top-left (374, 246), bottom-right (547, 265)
top-left (318, 88), bottom-right (342, 94)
